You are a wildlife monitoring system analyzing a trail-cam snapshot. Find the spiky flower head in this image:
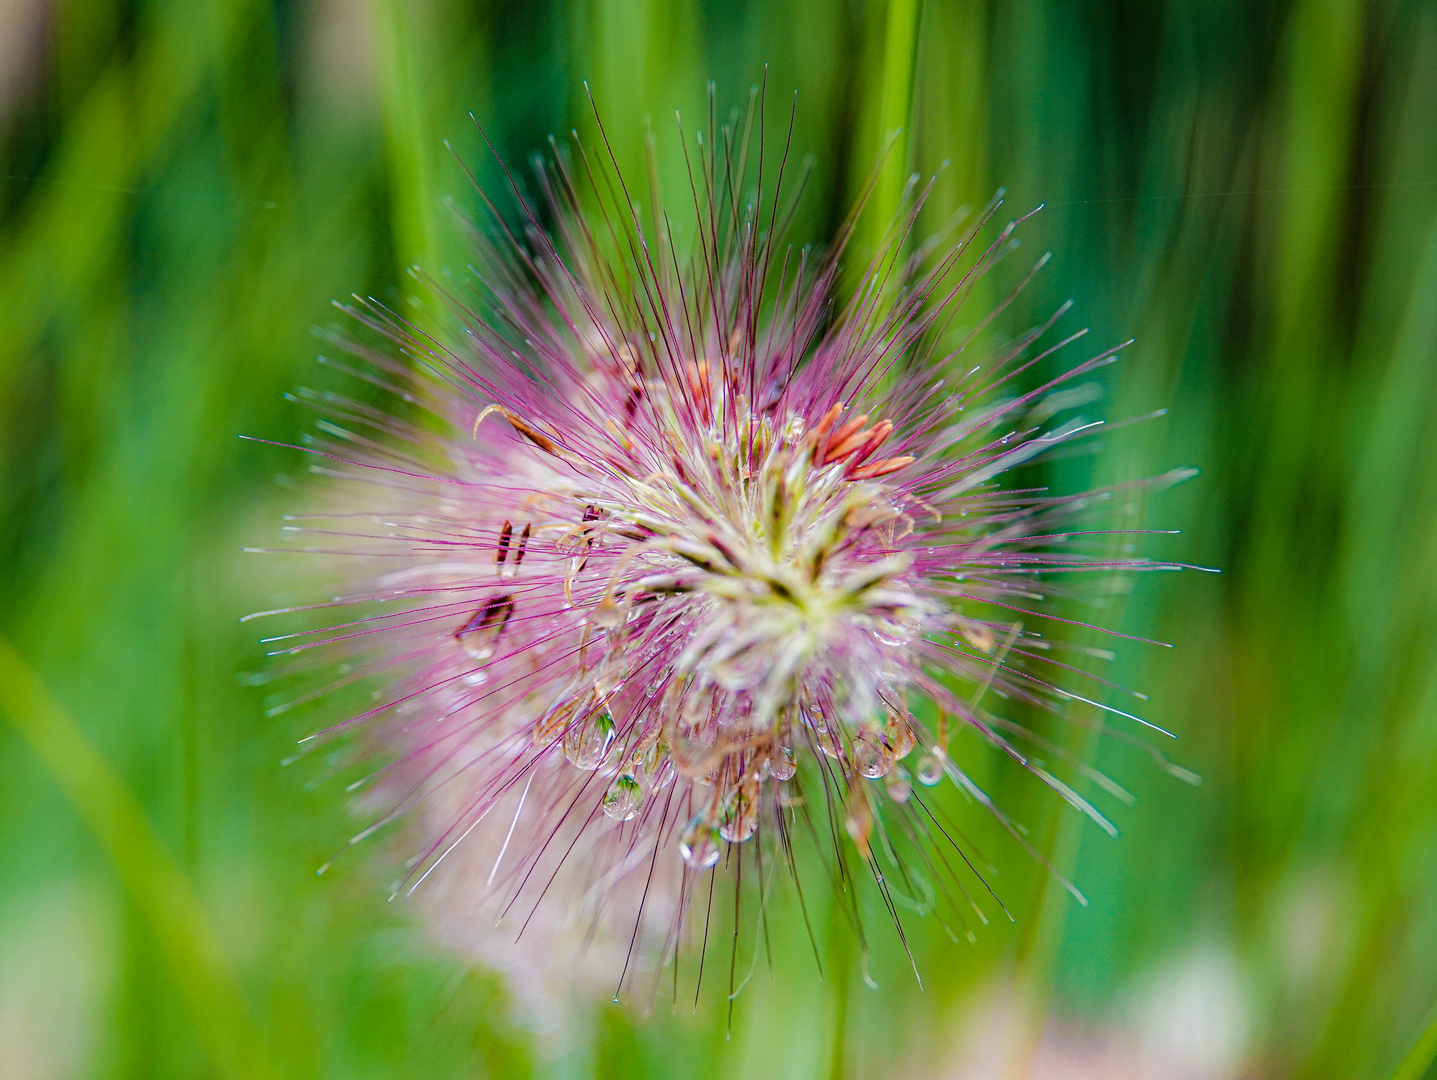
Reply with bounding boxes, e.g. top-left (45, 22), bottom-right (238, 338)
top-left (255, 93), bottom-right (1194, 1007)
